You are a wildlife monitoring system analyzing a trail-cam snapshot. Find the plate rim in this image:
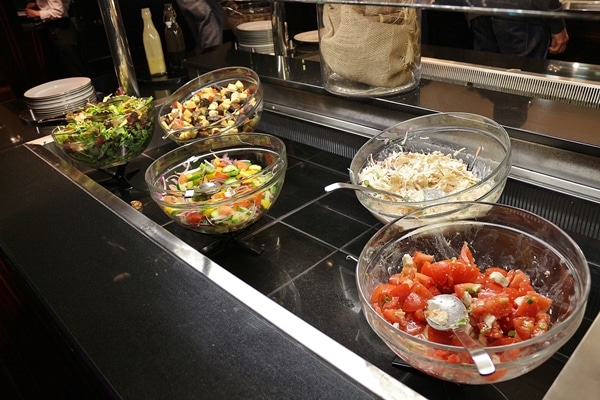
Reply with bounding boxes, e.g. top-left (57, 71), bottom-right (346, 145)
top-left (294, 30), bottom-right (319, 43)
top-left (236, 20), bottom-right (272, 32)
top-left (24, 77), bottom-right (92, 99)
